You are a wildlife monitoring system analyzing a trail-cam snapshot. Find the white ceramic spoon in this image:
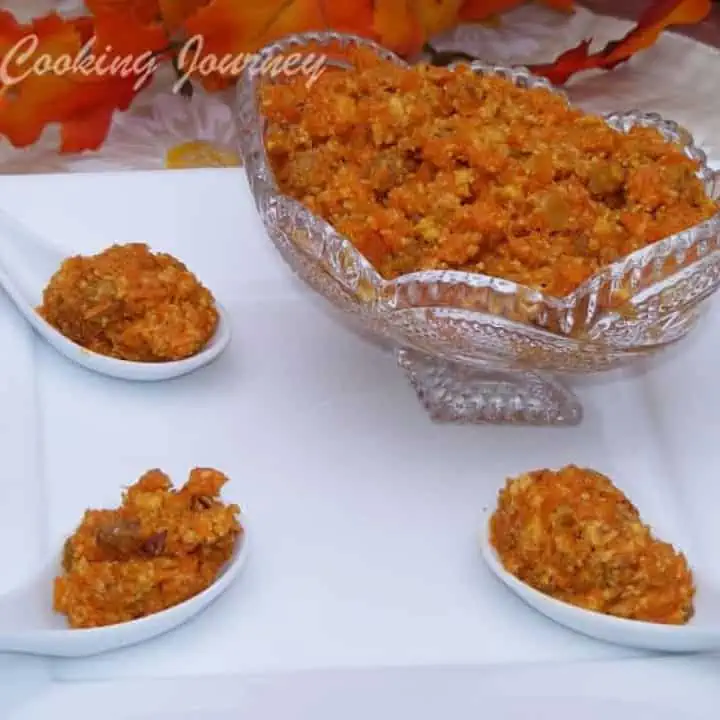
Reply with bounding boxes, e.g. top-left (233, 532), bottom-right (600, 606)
top-left (480, 516), bottom-right (720, 653)
top-left (0, 208), bottom-right (231, 381)
top-left (0, 525), bottom-right (248, 657)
